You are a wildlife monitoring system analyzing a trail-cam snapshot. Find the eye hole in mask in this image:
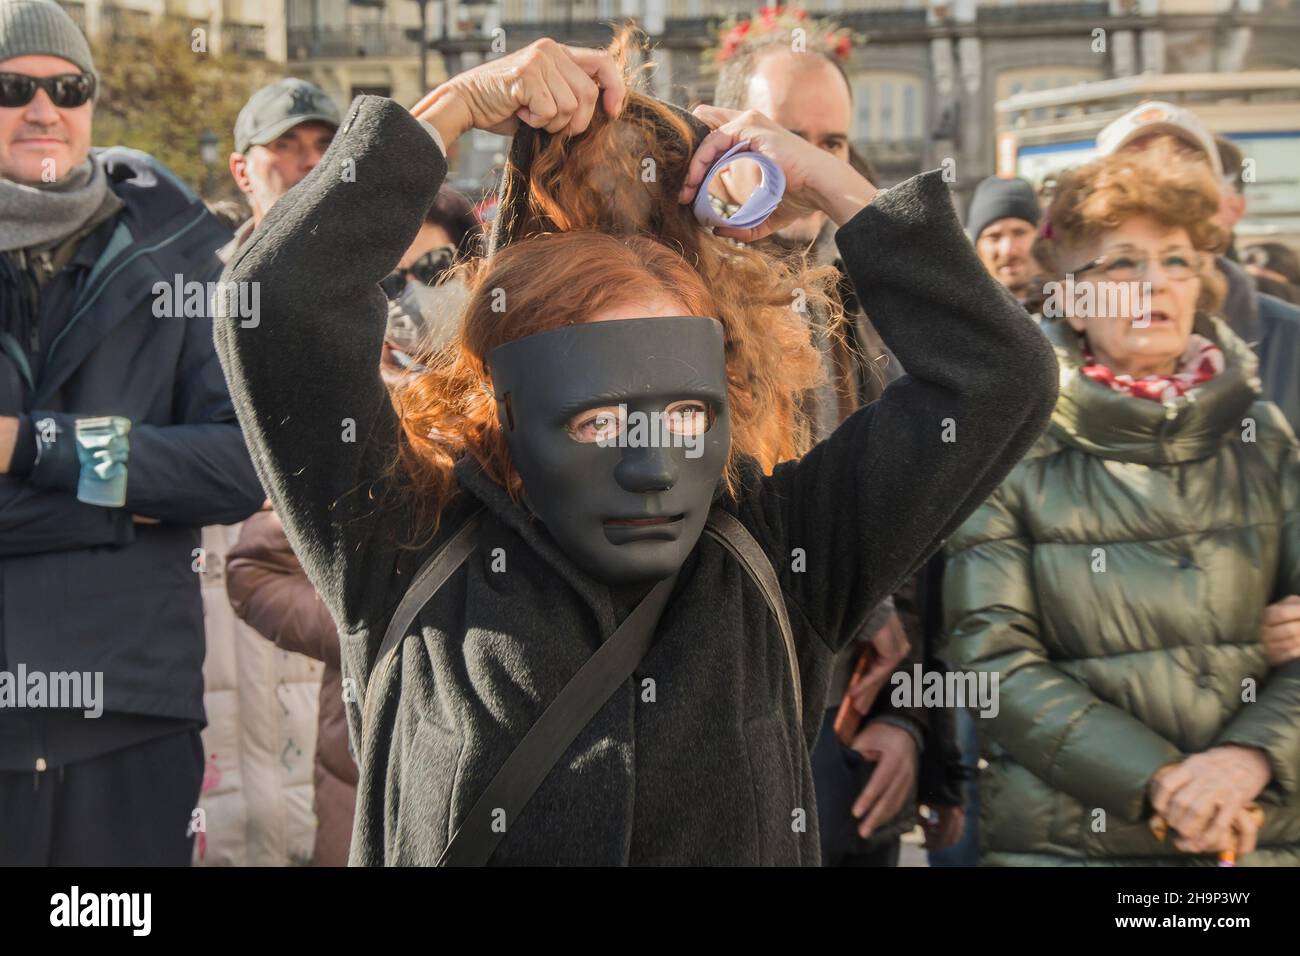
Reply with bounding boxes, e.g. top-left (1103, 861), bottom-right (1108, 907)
top-left (565, 400), bottom-right (716, 445)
